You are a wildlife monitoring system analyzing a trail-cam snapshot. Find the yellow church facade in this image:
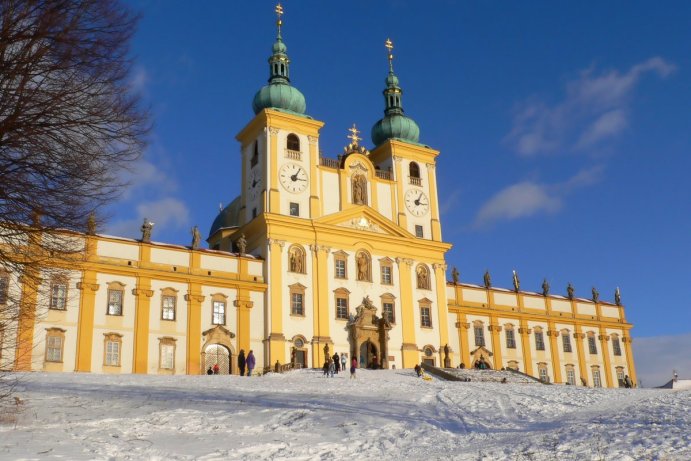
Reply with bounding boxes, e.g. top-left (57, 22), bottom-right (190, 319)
top-left (0, 5), bottom-right (636, 388)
